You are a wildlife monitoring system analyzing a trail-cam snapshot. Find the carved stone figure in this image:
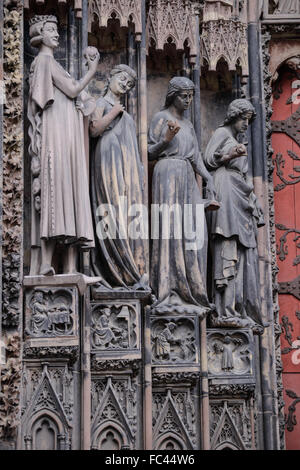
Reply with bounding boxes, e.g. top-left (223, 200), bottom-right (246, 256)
top-left (273, 0), bottom-right (298, 14)
top-left (148, 76), bottom-right (217, 315)
top-left (93, 308), bottom-right (118, 348)
top-left (204, 99), bottom-right (265, 331)
top-left (30, 291), bottom-right (49, 334)
top-left (27, 15), bottom-right (99, 276)
top-left (90, 64), bottom-right (148, 289)
top-left (154, 322), bottom-right (178, 360)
